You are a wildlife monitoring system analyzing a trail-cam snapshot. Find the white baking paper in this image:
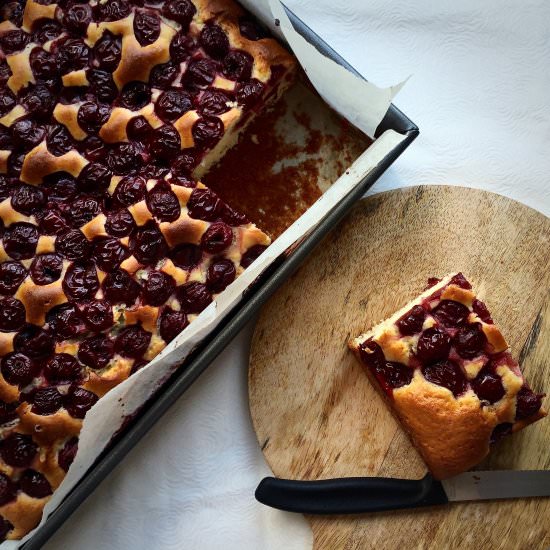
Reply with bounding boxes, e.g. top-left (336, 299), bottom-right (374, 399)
top-left (3, 2), bottom-right (408, 546)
